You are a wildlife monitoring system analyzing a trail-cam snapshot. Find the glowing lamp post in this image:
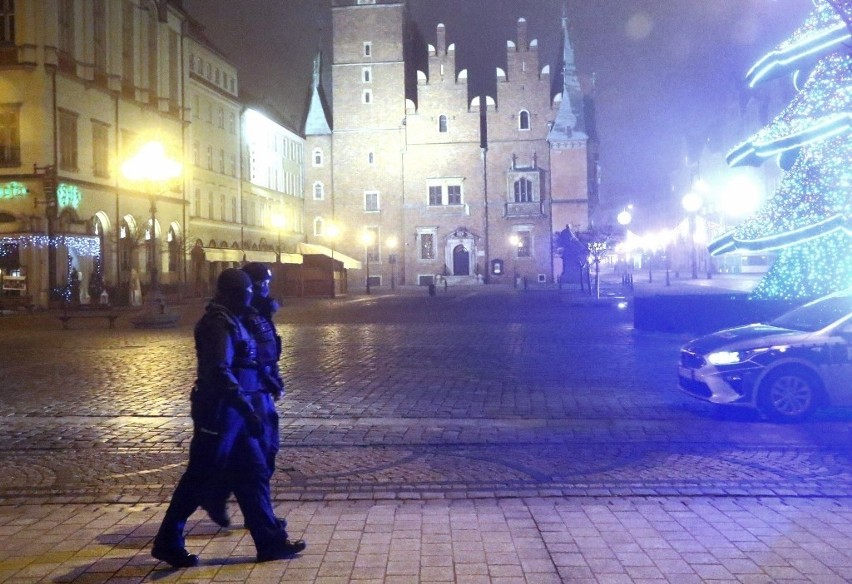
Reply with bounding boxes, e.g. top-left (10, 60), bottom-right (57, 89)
top-left (386, 236), bottom-right (398, 290)
top-left (361, 230), bottom-right (376, 294)
top-left (682, 191), bottom-right (703, 280)
top-left (325, 221), bottom-right (340, 298)
top-left (270, 214), bottom-right (286, 263)
top-left (121, 141), bottom-right (182, 301)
